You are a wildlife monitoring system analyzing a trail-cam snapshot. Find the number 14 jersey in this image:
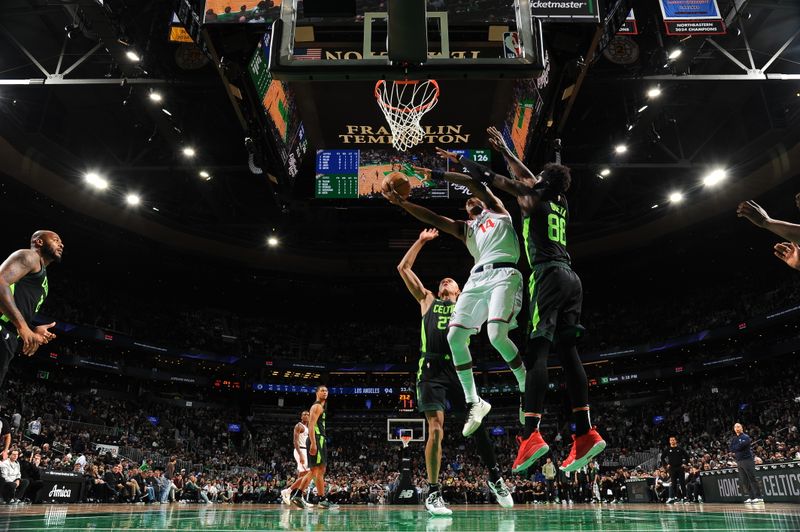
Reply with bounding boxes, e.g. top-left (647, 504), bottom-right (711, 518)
top-left (465, 210), bottom-right (520, 271)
